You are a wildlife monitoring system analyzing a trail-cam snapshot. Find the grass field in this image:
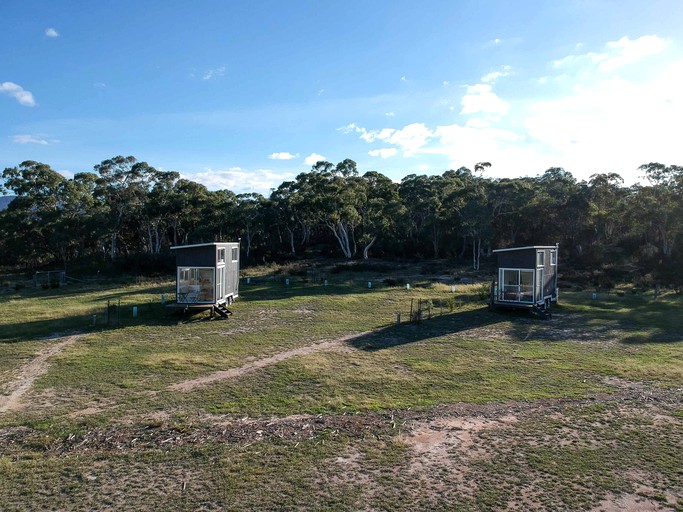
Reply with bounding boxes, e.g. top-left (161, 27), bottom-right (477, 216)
top-left (0, 265), bottom-right (681, 511)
